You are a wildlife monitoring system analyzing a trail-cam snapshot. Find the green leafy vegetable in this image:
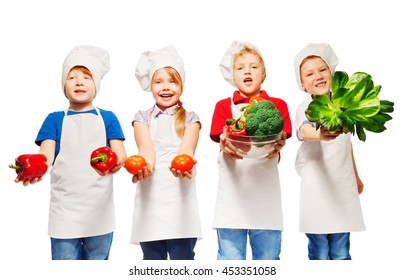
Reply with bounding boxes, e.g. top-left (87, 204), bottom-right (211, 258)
top-left (305, 71), bottom-right (394, 141)
top-left (245, 100), bottom-right (284, 142)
